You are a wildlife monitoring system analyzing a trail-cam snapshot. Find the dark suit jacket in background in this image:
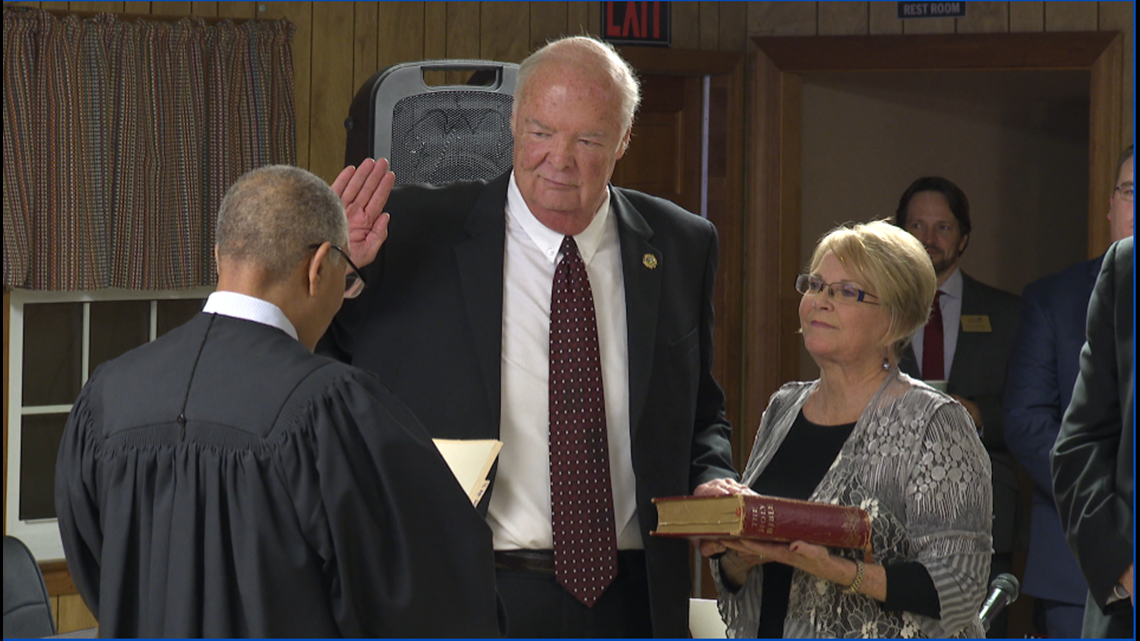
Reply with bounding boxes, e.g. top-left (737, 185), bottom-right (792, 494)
top-left (320, 172), bottom-right (737, 637)
top-left (901, 271), bottom-right (1022, 556)
top-left (1052, 236), bottom-right (1134, 638)
top-left (1004, 257), bottom-right (1102, 606)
